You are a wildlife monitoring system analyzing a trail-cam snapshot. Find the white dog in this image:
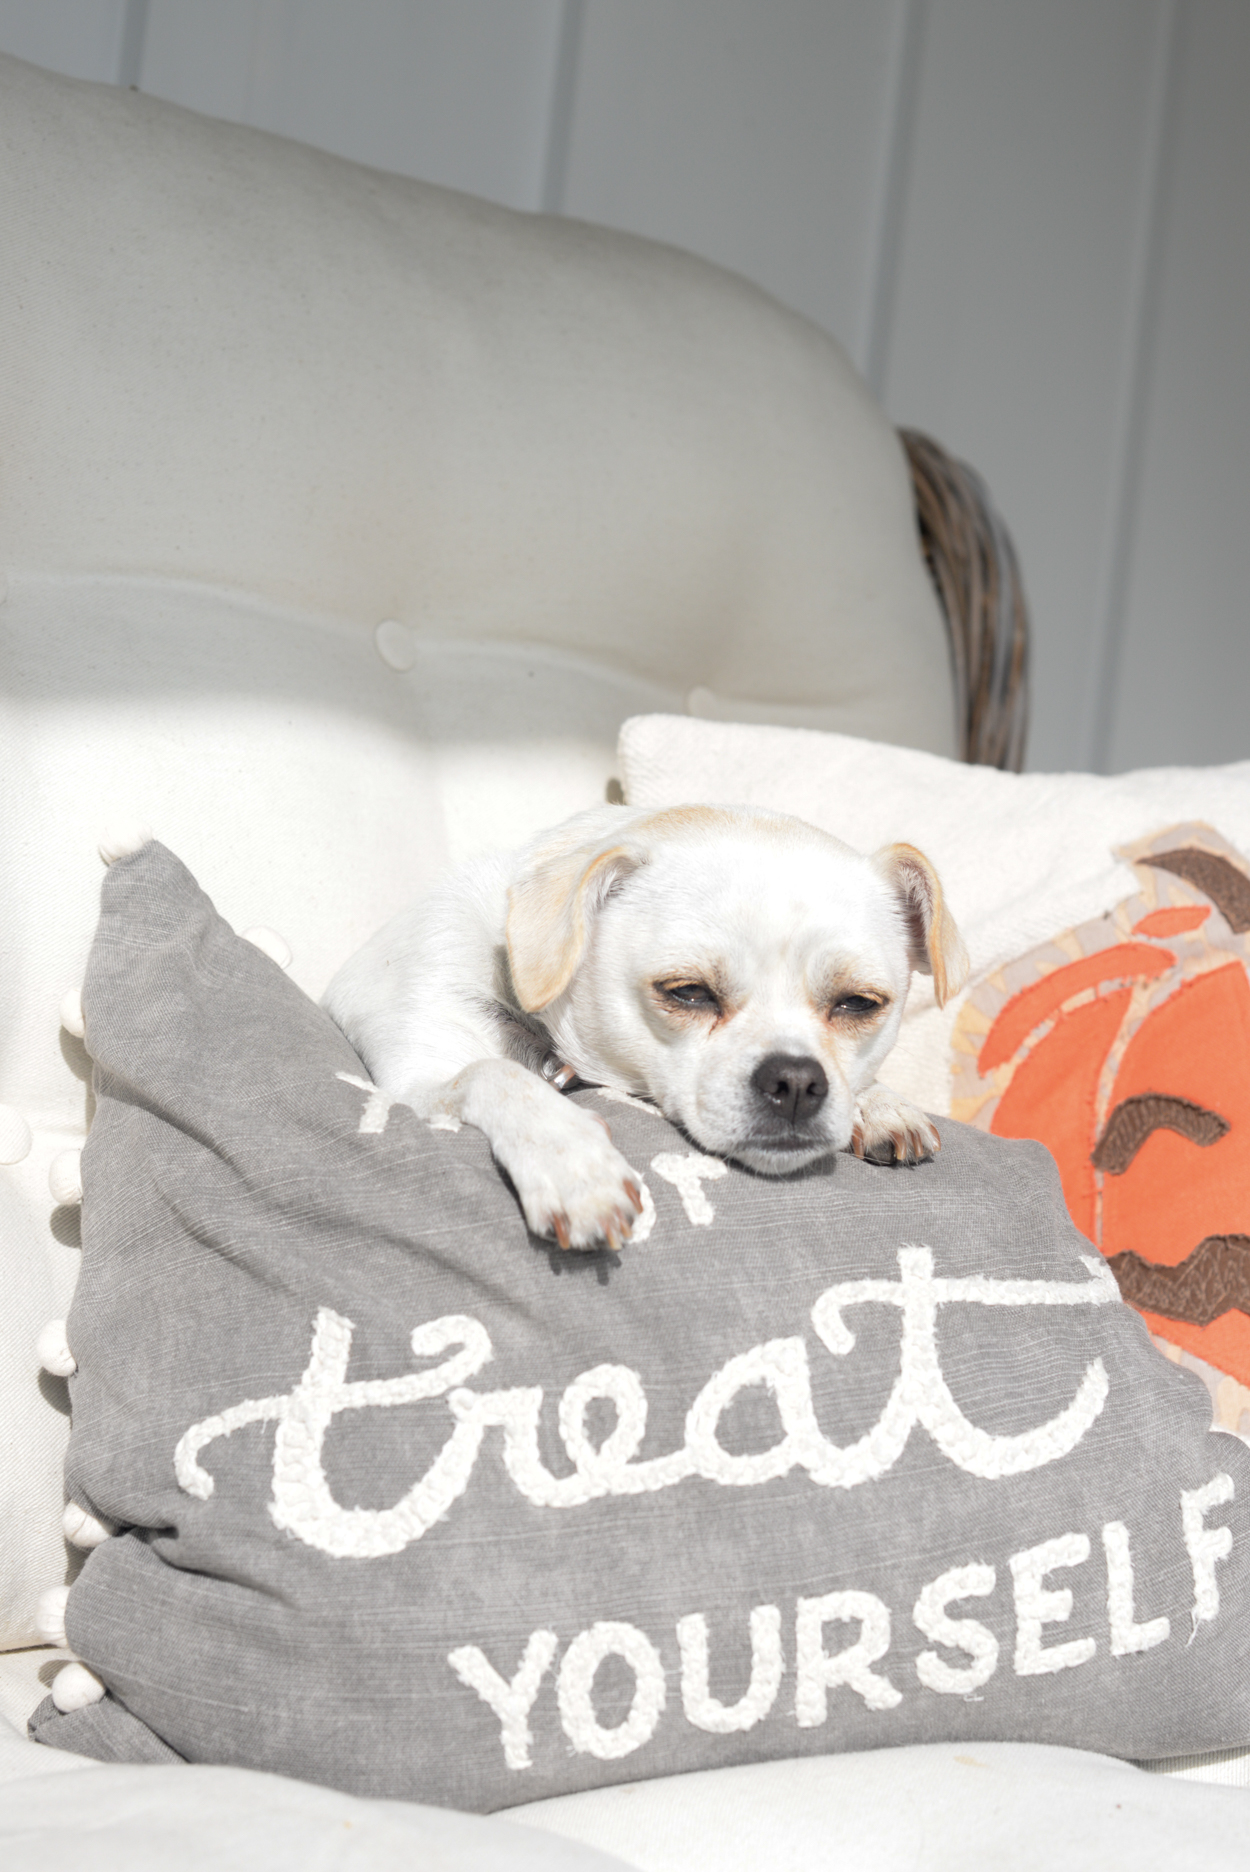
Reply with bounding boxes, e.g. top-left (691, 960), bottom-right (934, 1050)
top-left (323, 804), bottom-right (968, 1251)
